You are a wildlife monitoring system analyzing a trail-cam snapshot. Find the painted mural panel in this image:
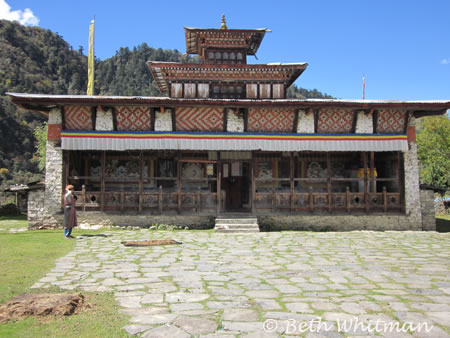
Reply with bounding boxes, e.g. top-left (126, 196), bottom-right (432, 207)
top-left (248, 107), bottom-right (295, 133)
top-left (64, 106), bottom-right (93, 130)
top-left (116, 106), bottom-right (151, 131)
top-left (176, 107), bottom-right (224, 132)
top-left (317, 108), bottom-right (353, 133)
top-left (376, 109), bottom-right (406, 133)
